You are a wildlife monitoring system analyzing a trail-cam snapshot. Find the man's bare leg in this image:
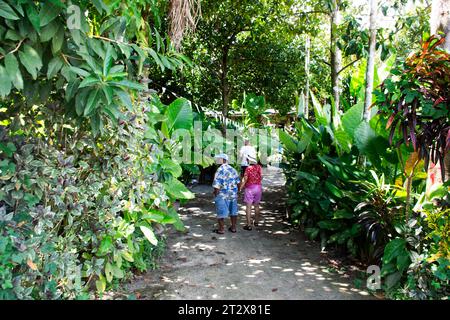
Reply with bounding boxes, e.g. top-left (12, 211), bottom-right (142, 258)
top-left (230, 216), bottom-right (237, 232)
top-left (218, 218), bottom-right (225, 233)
